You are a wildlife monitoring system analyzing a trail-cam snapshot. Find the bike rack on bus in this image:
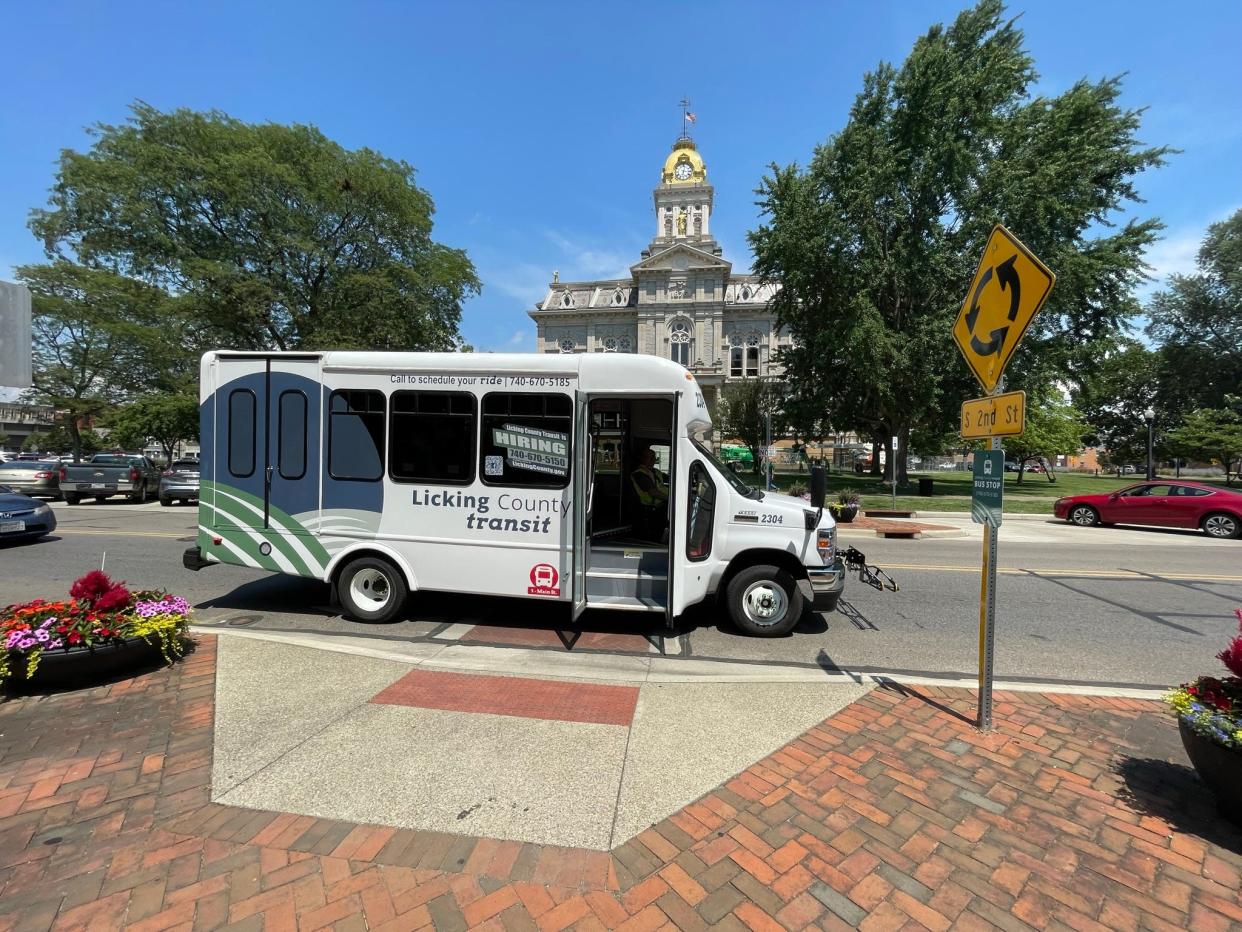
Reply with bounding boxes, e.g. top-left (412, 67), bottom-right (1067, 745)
top-left (841, 546), bottom-right (900, 592)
